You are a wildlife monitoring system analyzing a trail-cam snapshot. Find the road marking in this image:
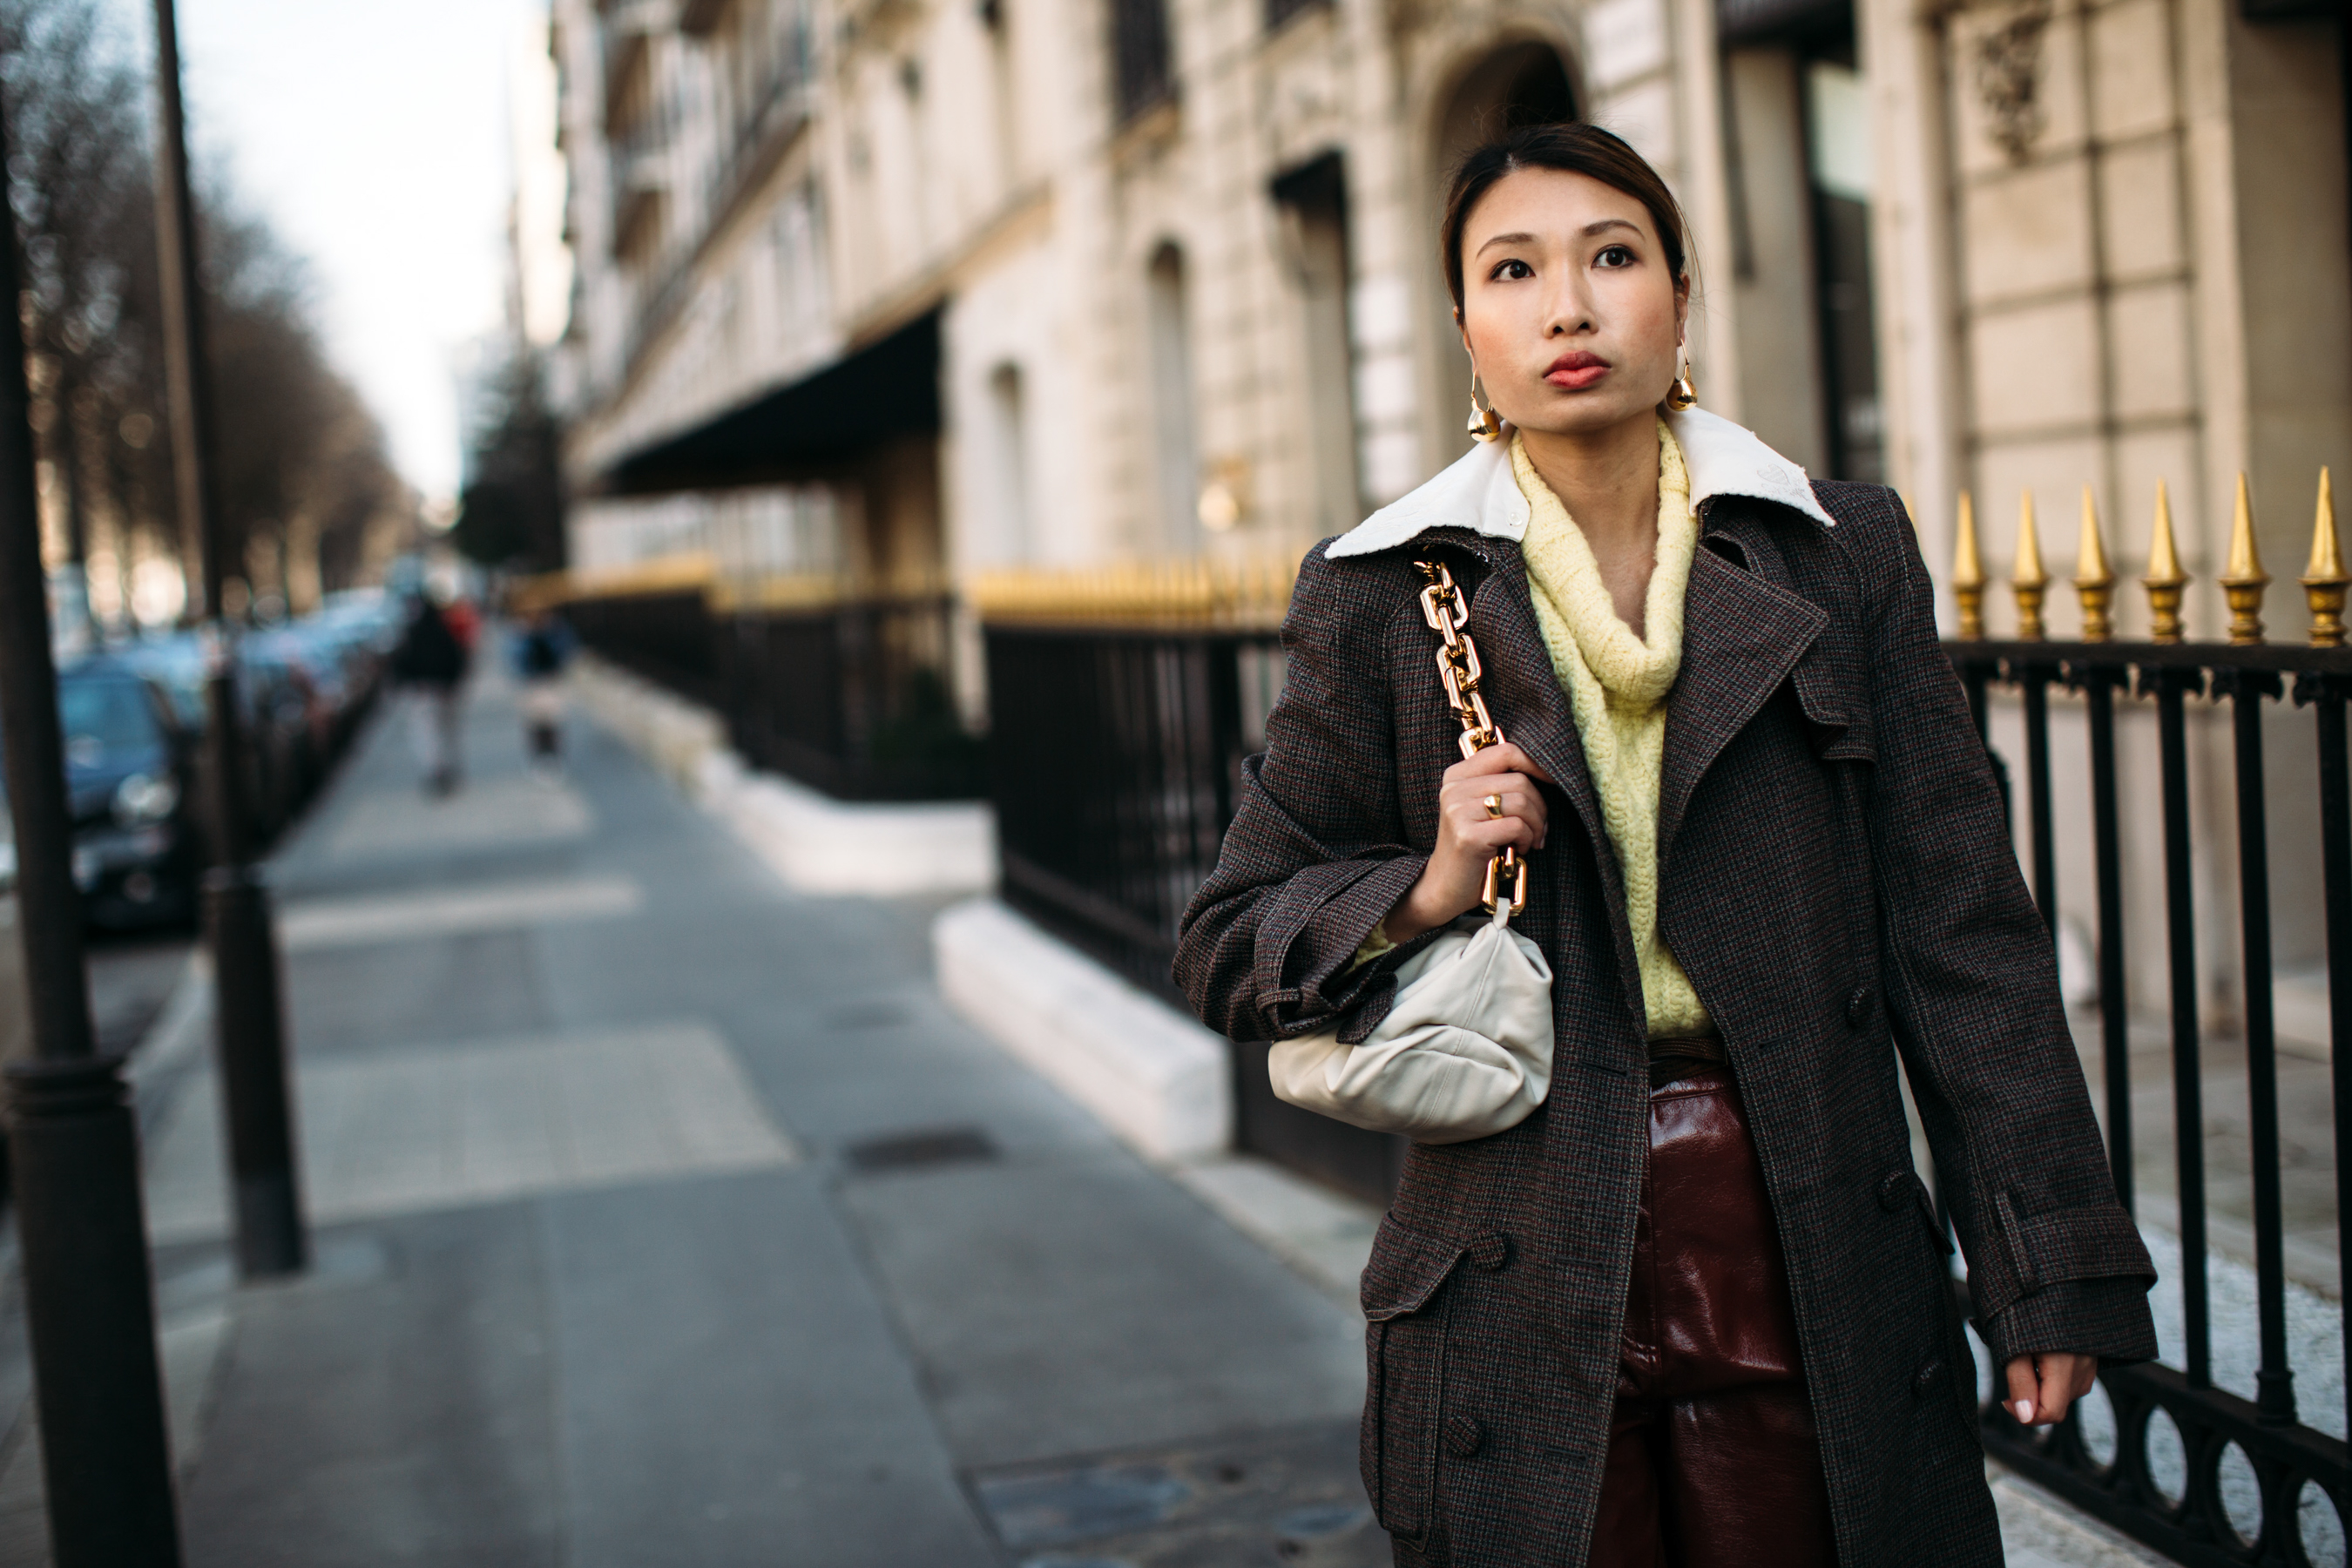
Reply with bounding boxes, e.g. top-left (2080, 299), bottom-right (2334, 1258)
top-left (278, 875), bottom-right (642, 950)
top-left (143, 1021), bottom-right (797, 1243)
